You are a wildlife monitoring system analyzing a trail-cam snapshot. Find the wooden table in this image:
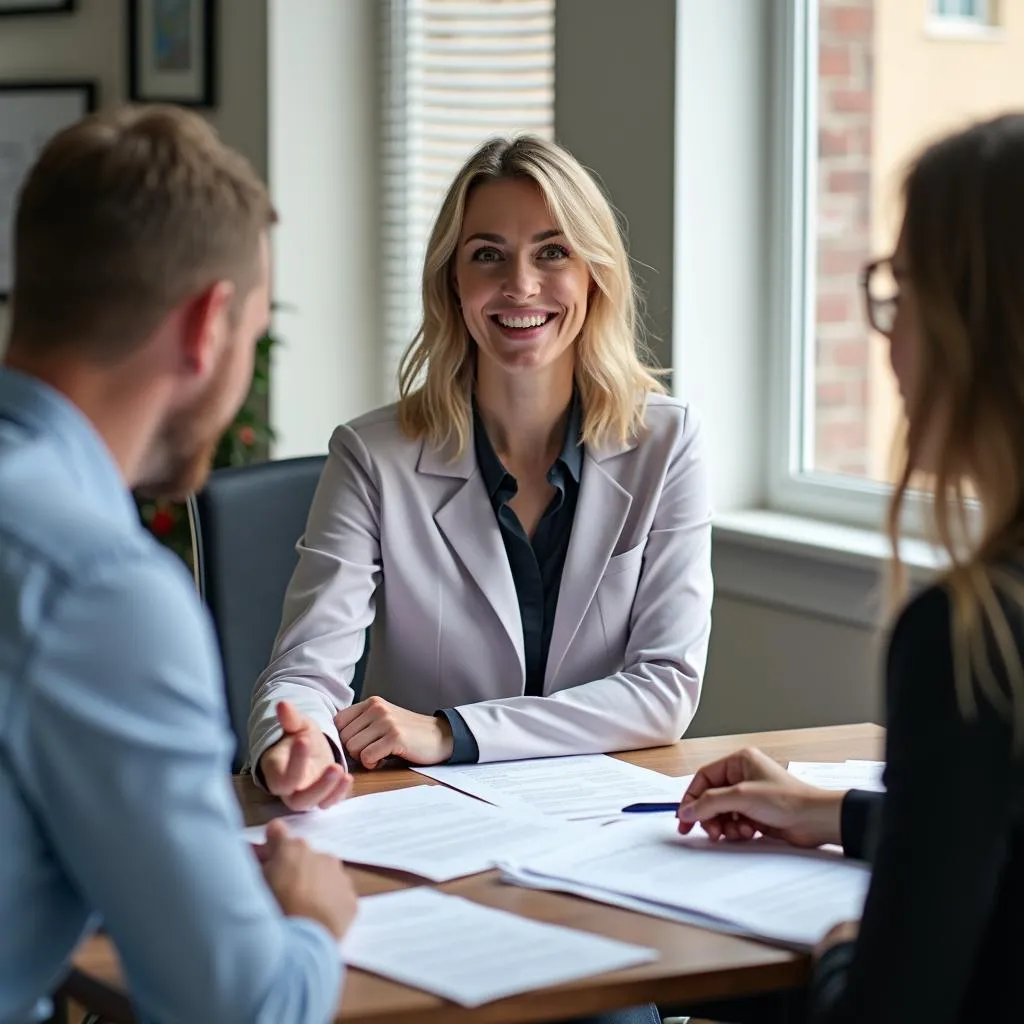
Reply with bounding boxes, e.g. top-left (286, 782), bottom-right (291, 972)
top-left (63, 723), bottom-right (883, 1024)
